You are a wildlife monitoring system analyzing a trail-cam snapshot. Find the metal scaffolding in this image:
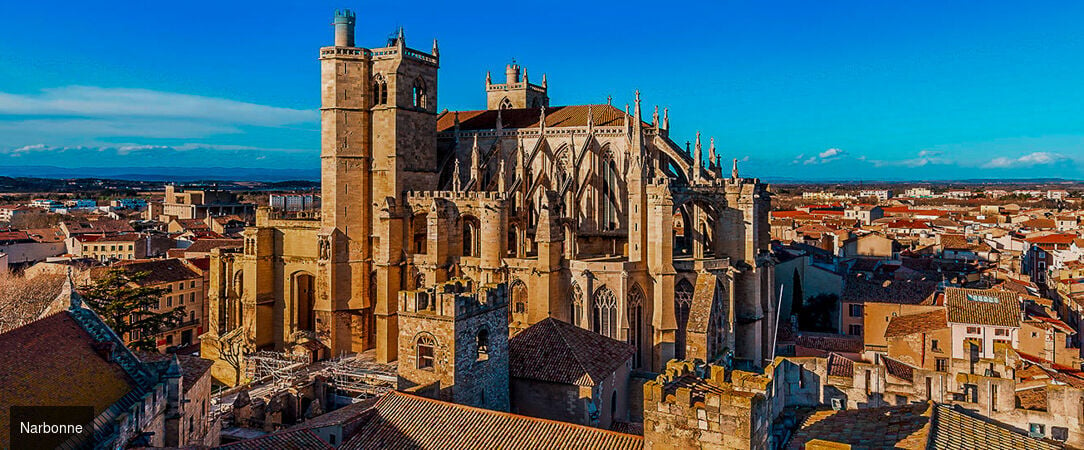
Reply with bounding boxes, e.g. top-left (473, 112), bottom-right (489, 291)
top-left (245, 351), bottom-right (308, 387)
top-left (323, 353), bottom-right (396, 398)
